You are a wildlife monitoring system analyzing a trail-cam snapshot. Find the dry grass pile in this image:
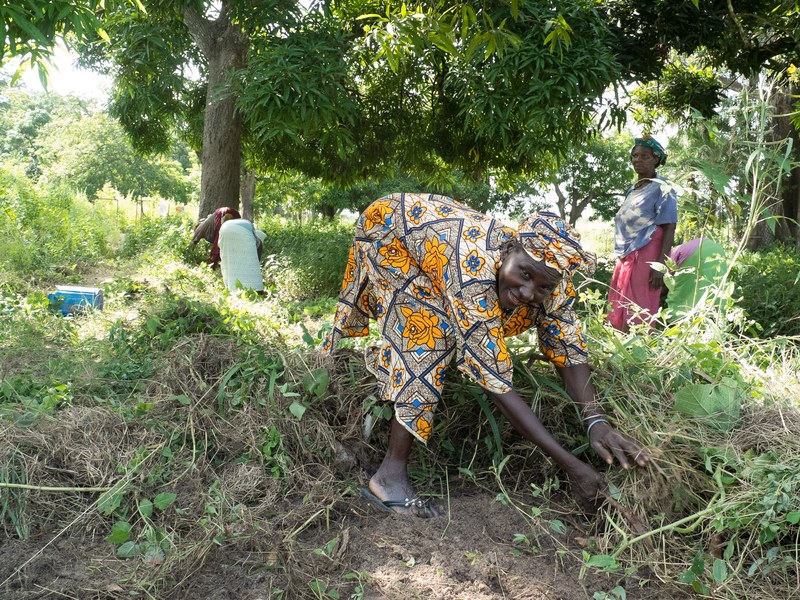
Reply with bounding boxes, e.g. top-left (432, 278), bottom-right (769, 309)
top-left (416, 310), bottom-right (800, 599)
top-left (0, 332), bottom-right (378, 597)
top-left (574, 325), bottom-right (800, 599)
